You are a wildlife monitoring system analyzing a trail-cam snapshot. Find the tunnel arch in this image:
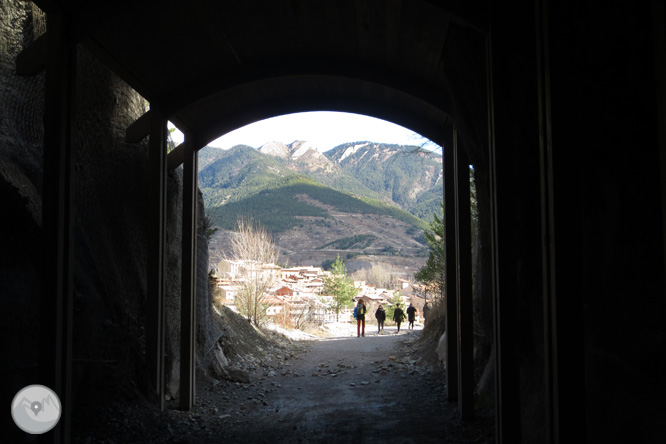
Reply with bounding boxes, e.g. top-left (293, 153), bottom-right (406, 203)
top-left (165, 70), bottom-right (458, 163)
top-left (23, 0), bottom-right (490, 439)
top-left (162, 70), bottom-right (476, 421)
top-left (25, 2), bottom-right (664, 443)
